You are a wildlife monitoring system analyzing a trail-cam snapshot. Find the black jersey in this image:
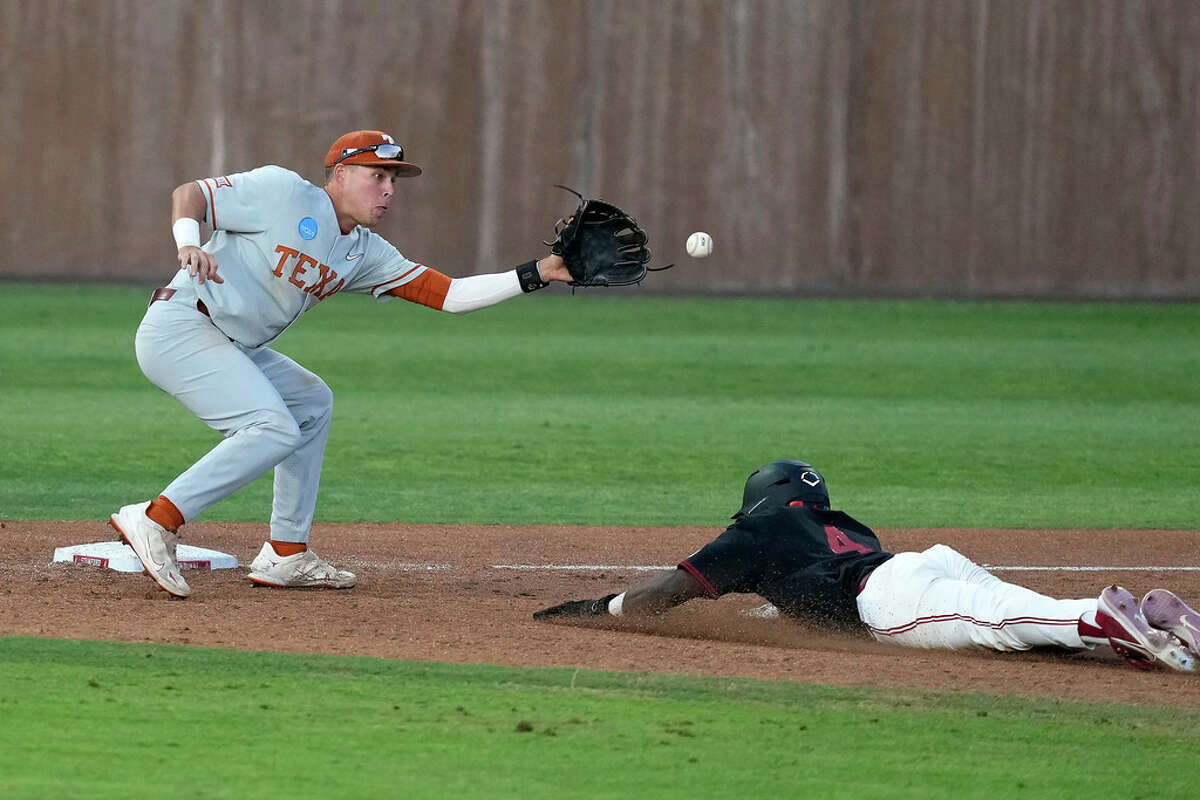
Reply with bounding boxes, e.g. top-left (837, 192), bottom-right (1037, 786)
top-left (679, 505), bottom-right (894, 629)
